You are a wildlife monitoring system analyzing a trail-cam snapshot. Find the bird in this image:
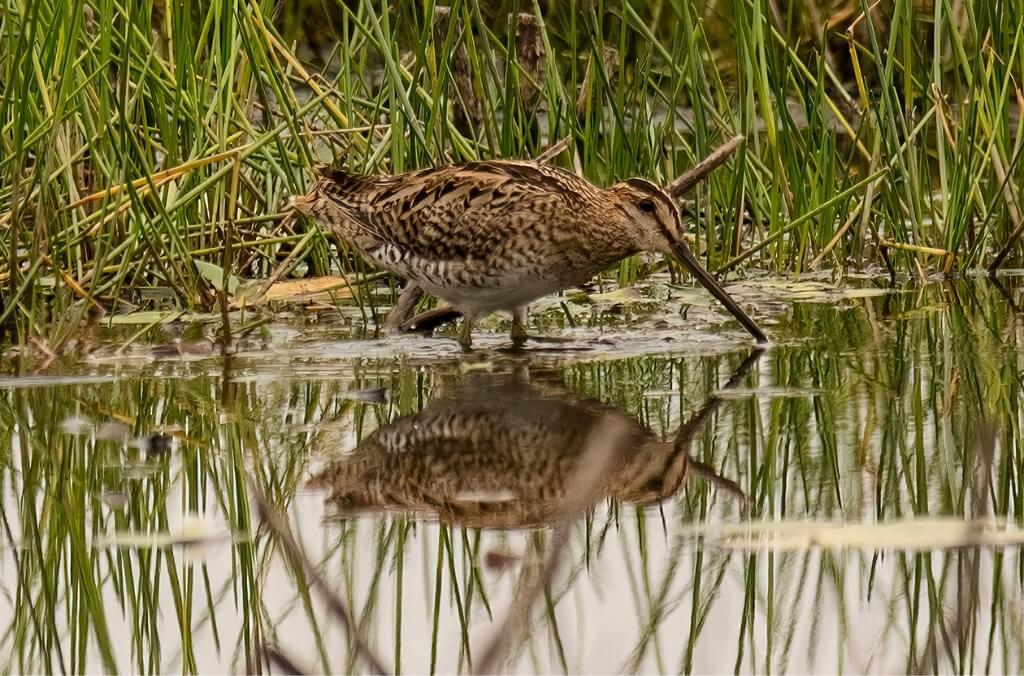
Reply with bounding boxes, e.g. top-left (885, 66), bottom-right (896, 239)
top-left (307, 372), bottom-right (744, 528)
top-left (292, 160), bottom-right (766, 349)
